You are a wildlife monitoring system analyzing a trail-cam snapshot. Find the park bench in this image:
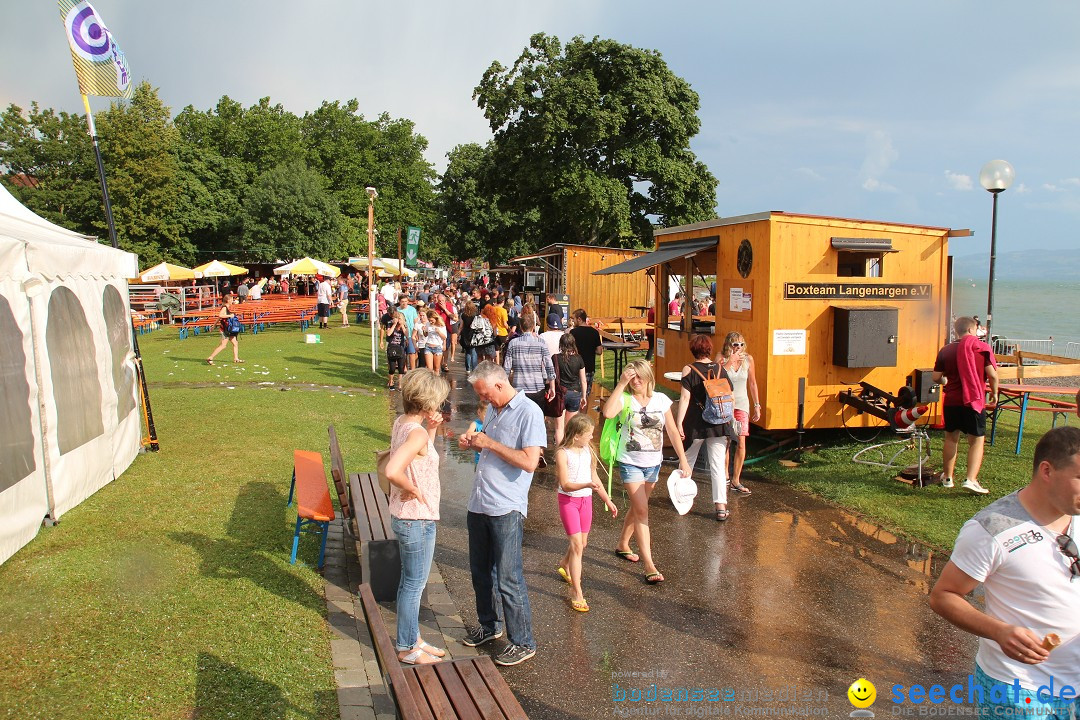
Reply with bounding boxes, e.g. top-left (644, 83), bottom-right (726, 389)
top-left (286, 449), bottom-right (335, 569)
top-left (327, 427), bottom-right (400, 601)
top-left (326, 425), bottom-right (355, 535)
top-left (357, 583), bottom-right (529, 720)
